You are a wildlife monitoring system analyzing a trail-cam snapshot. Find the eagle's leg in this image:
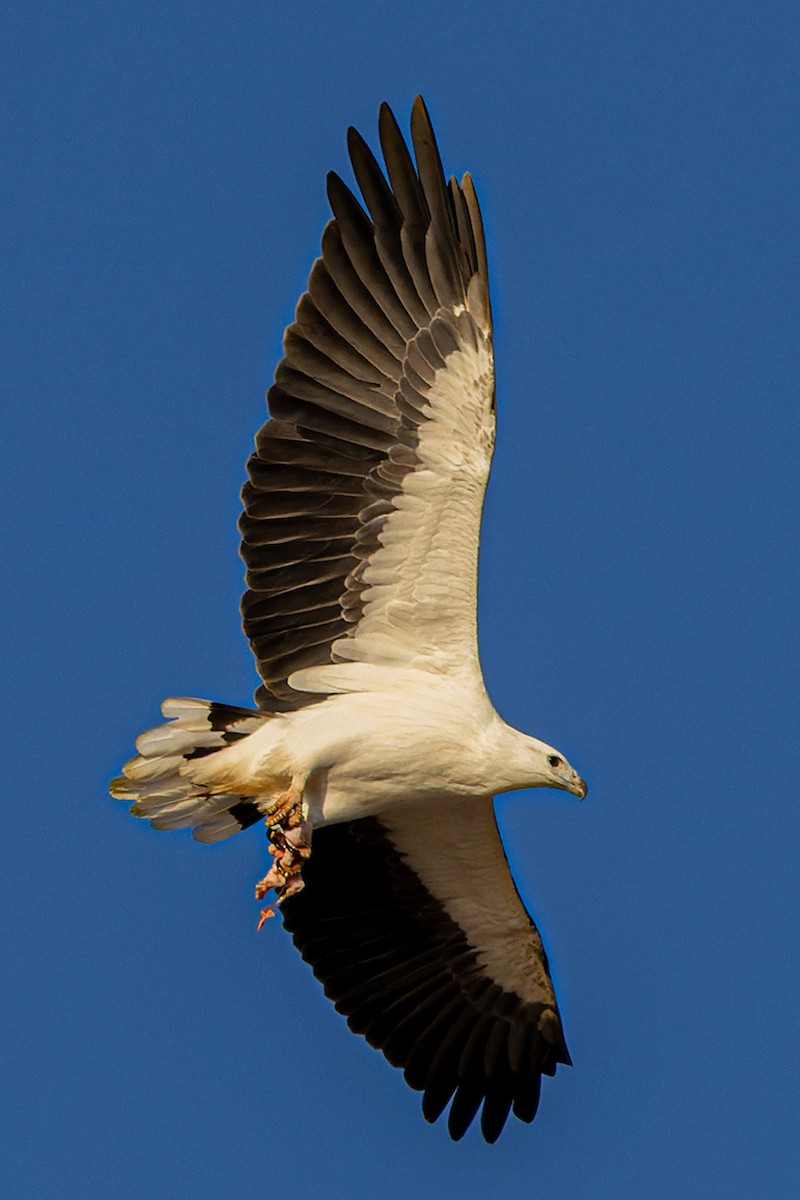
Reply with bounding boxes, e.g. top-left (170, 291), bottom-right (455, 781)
top-left (254, 780), bottom-right (311, 925)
